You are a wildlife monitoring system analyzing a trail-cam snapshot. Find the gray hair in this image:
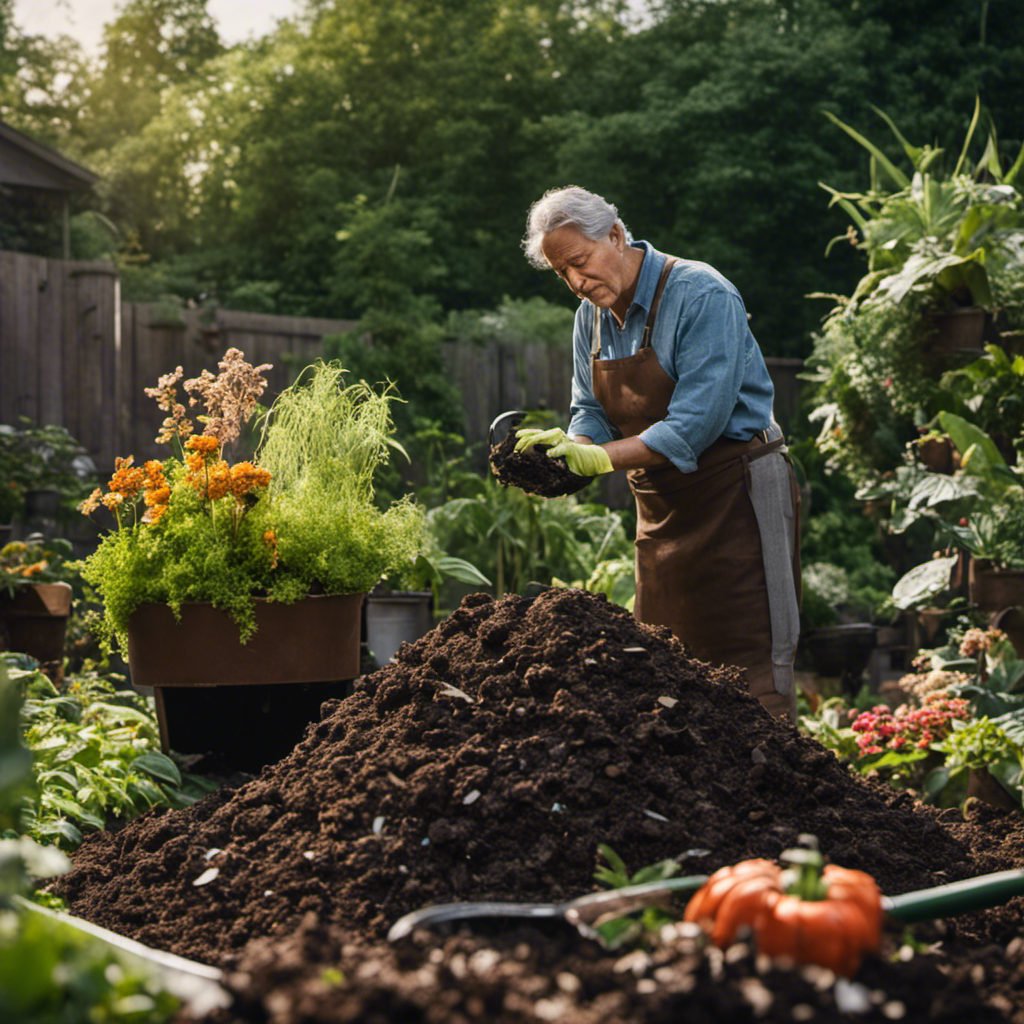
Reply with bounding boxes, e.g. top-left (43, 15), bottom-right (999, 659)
top-left (522, 186), bottom-right (632, 269)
